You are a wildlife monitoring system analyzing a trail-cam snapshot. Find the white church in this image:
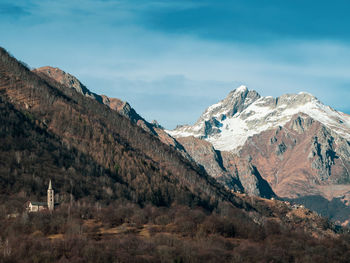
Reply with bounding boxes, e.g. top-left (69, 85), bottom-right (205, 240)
top-left (27, 180), bottom-right (57, 212)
